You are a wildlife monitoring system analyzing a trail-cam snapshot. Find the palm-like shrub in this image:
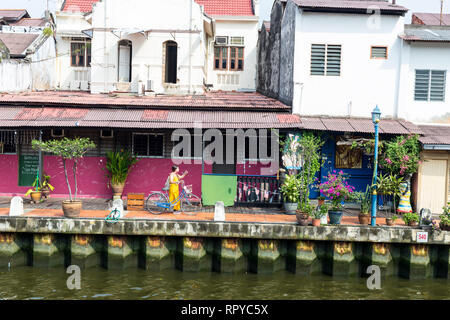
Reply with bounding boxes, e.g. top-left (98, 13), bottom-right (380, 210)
top-left (105, 150), bottom-right (138, 186)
